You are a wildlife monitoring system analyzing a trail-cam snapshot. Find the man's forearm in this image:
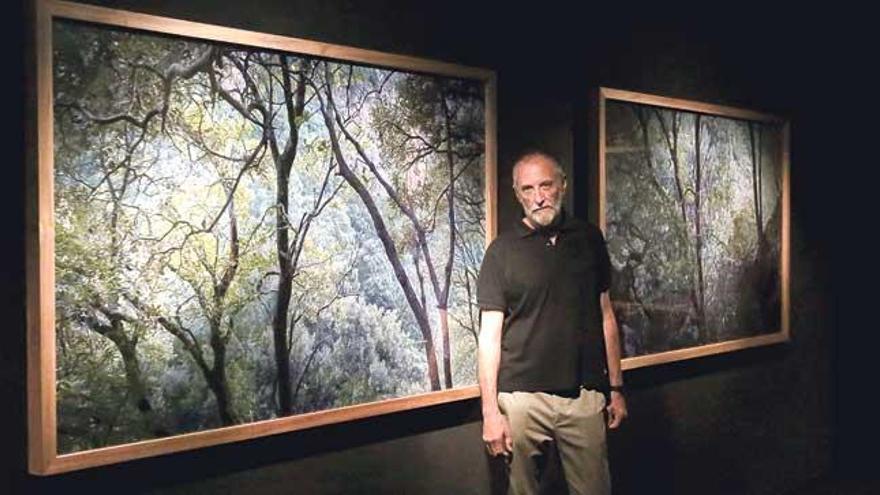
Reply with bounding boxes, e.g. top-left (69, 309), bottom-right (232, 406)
top-left (601, 292), bottom-right (623, 387)
top-left (478, 310), bottom-right (505, 417)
